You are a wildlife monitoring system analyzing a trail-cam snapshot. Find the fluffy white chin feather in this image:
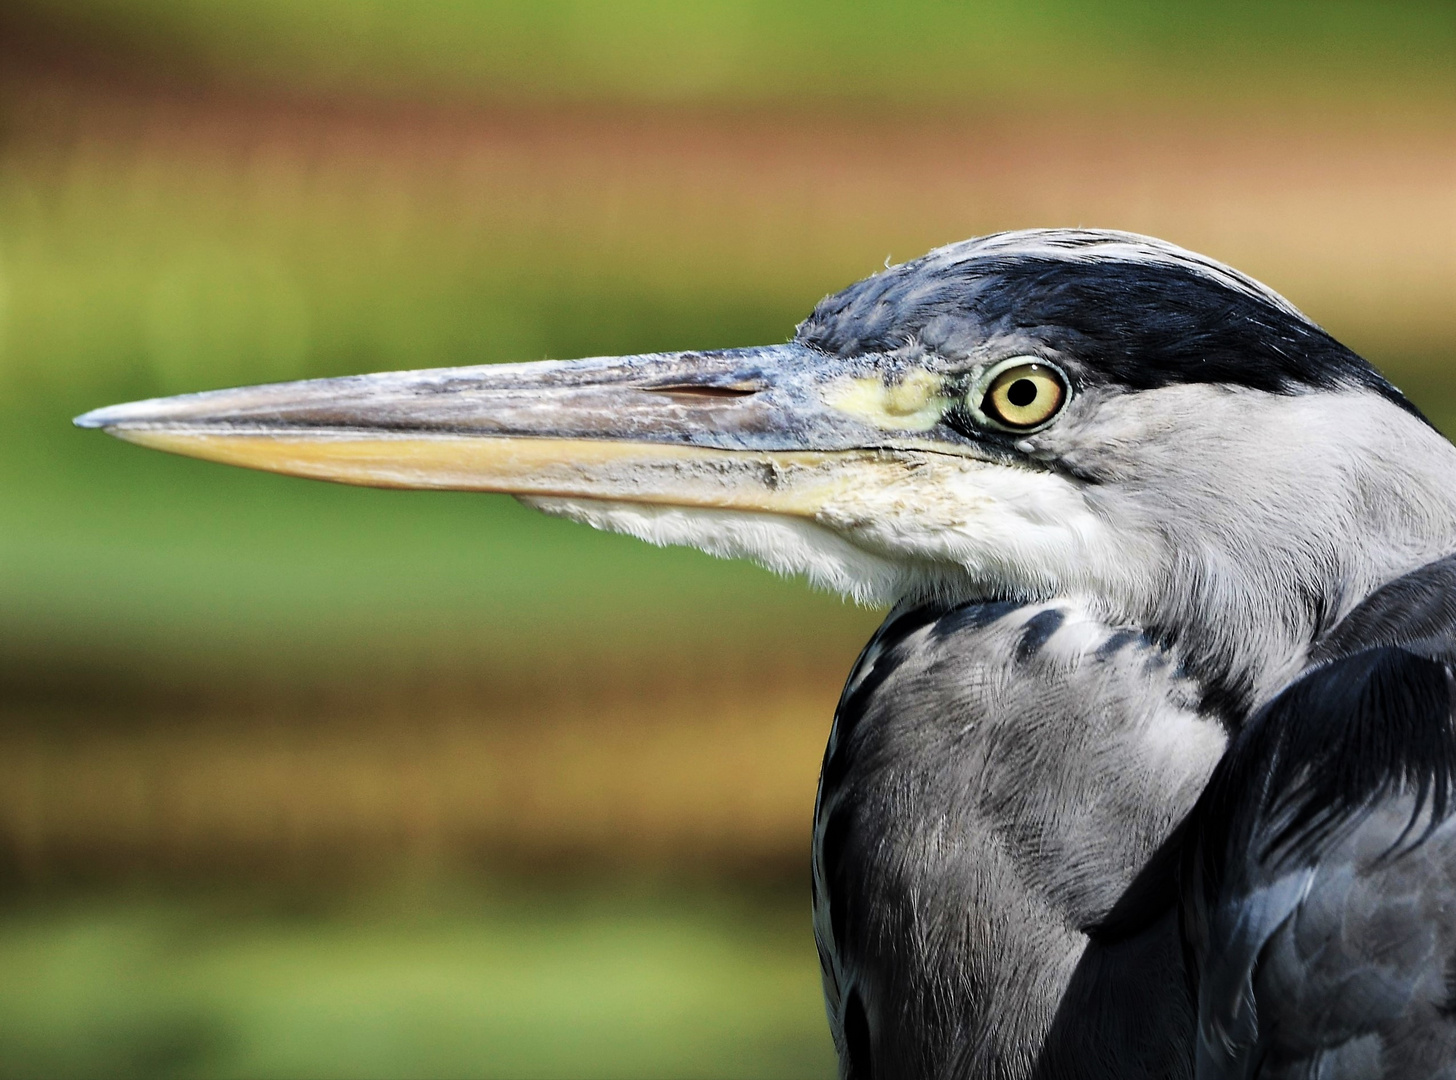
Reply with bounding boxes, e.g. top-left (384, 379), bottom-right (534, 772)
top-left (519, 497), bottom-right (933, 606)
top-left (519, 450), bottom-right (1135, 610)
